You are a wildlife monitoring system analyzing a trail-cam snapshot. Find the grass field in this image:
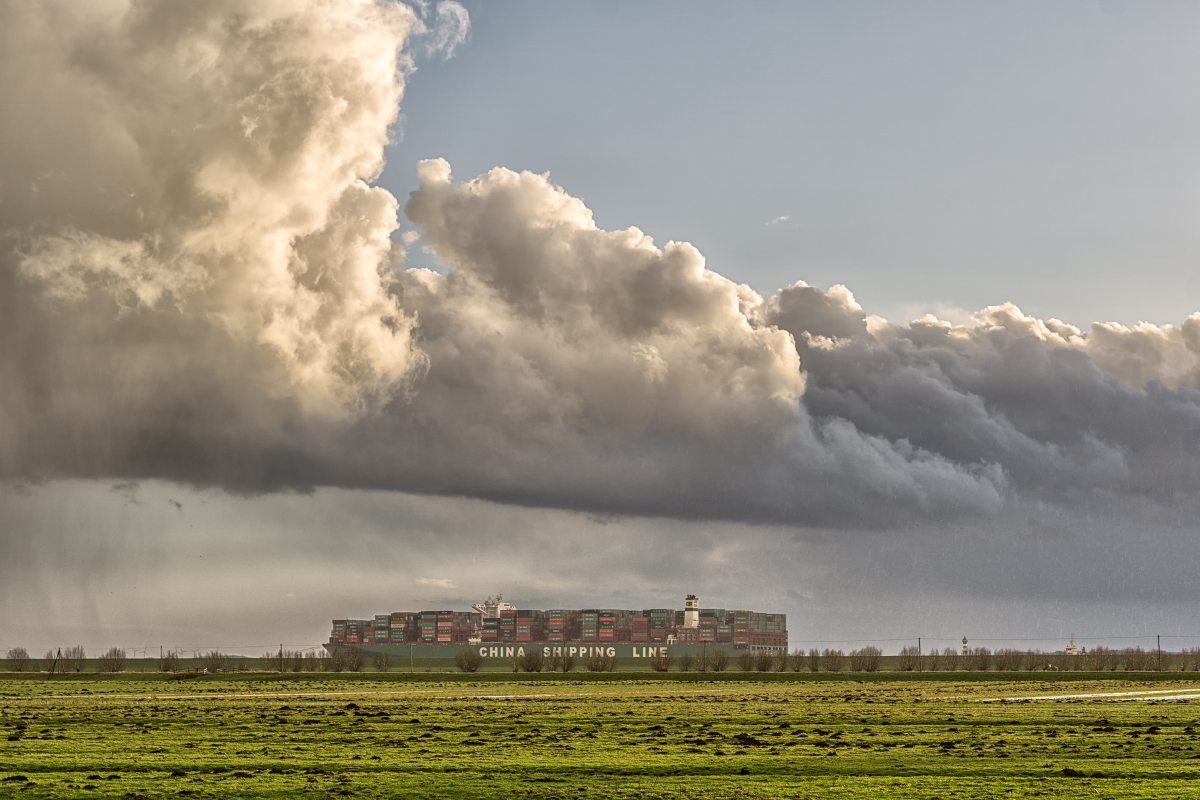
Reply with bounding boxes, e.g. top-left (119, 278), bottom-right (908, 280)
top-left (4, 673), bottom-right (1200, 799)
